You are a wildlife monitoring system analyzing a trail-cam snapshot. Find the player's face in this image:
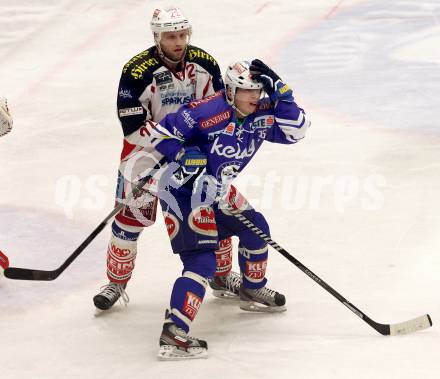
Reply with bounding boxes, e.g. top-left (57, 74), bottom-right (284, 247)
top-left (159, 30), bottom-right (190, 61)
top-left (234, 88), bottom-right (261, 116)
